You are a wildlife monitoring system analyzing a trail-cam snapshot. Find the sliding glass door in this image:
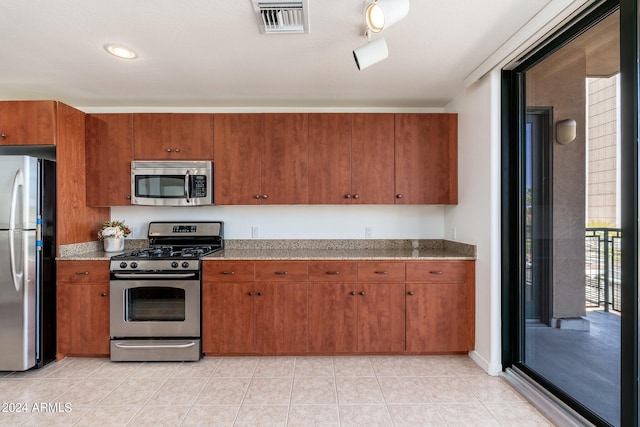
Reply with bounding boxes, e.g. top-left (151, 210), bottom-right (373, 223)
top-left (502, 1), bottom-right (638, 425)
